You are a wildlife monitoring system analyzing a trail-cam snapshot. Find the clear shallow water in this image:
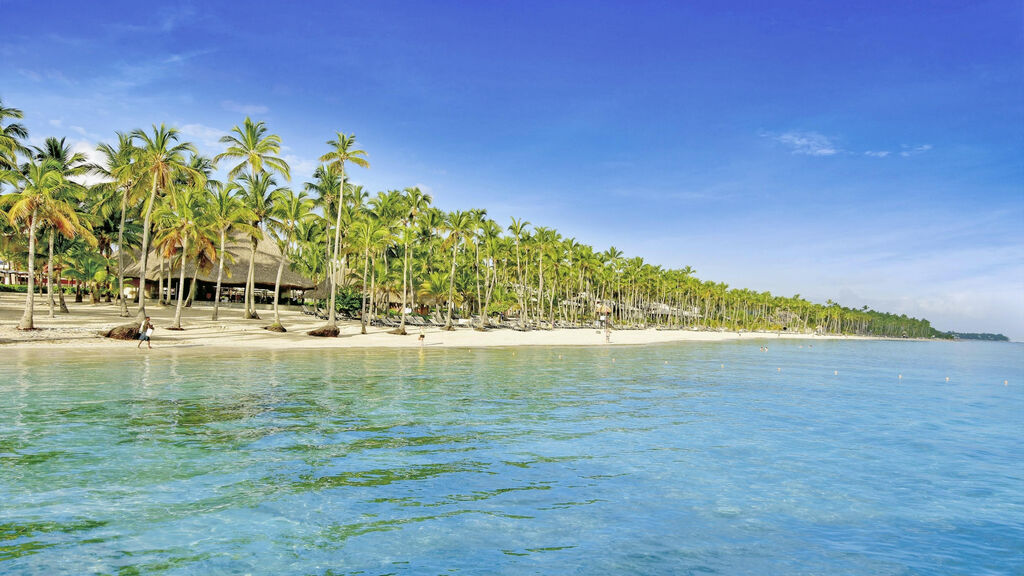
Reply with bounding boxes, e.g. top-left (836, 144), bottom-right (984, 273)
top-left (1, 340), bottom-right (1022, 575)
